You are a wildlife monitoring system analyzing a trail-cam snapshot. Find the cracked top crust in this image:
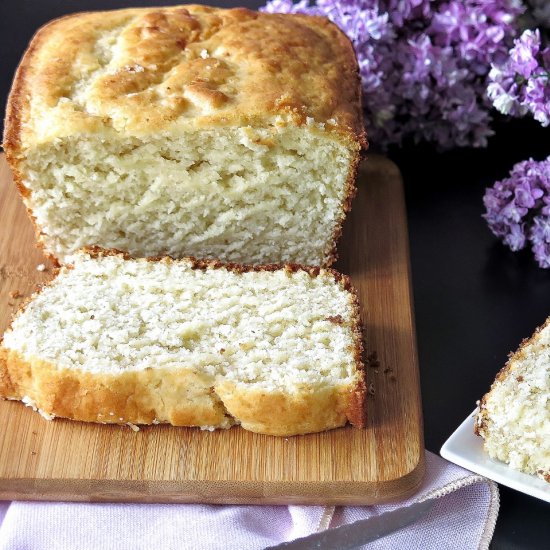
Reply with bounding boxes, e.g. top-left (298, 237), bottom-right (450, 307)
top-left (4, 4), bottom-right (366, 152)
